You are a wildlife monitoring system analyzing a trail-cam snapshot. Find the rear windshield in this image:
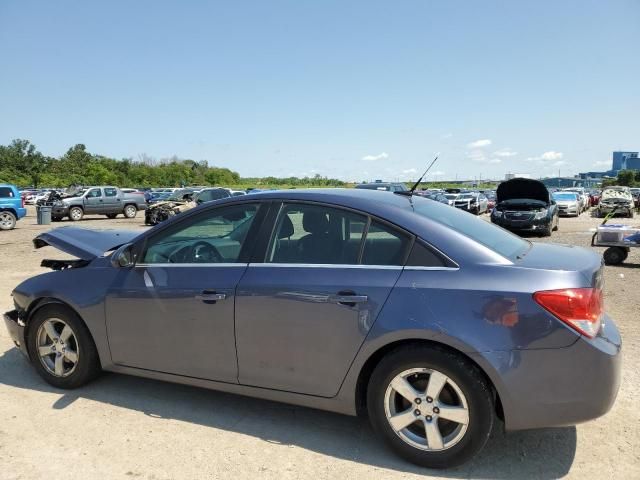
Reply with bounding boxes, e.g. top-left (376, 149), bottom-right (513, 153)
top-left (405, 196), bottom-right (529, 260)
